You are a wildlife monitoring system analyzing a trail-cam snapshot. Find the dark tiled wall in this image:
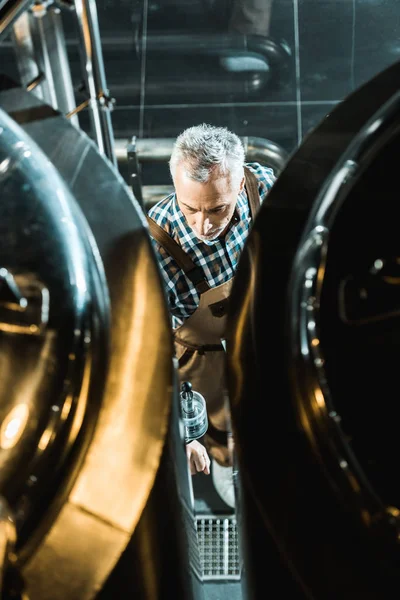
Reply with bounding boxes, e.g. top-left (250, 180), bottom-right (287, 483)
top-left (298, 0), bottom-right (400, 138)
top-left (93, 0), bottom-right (400, 176)
top-left (1, 0), bottom-right (399, 182)
top-left (96, 0), bottom-right (300, 155)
